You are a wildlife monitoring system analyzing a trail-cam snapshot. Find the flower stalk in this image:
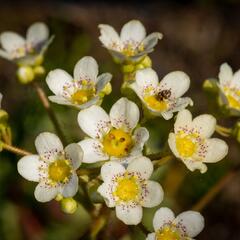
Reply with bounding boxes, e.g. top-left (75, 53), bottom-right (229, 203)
top-left (2, 143), bottom-right (32, 156)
